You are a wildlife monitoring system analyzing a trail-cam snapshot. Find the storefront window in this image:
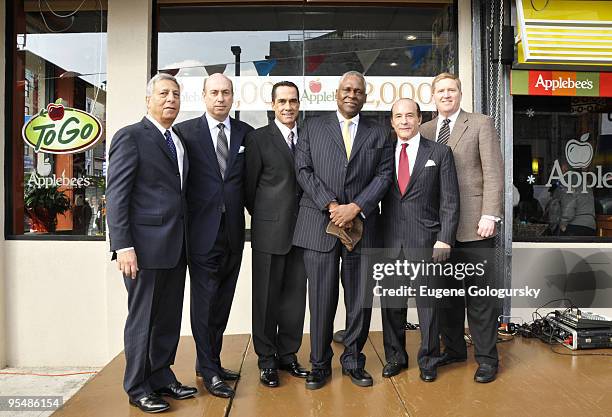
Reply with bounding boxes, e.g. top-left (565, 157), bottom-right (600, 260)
top-left (7, 1), bottom-right (107, 238)
top-left (513, 95), bottom-right (612, 241)
top-left (157, 3), bottom-right (458, 229)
